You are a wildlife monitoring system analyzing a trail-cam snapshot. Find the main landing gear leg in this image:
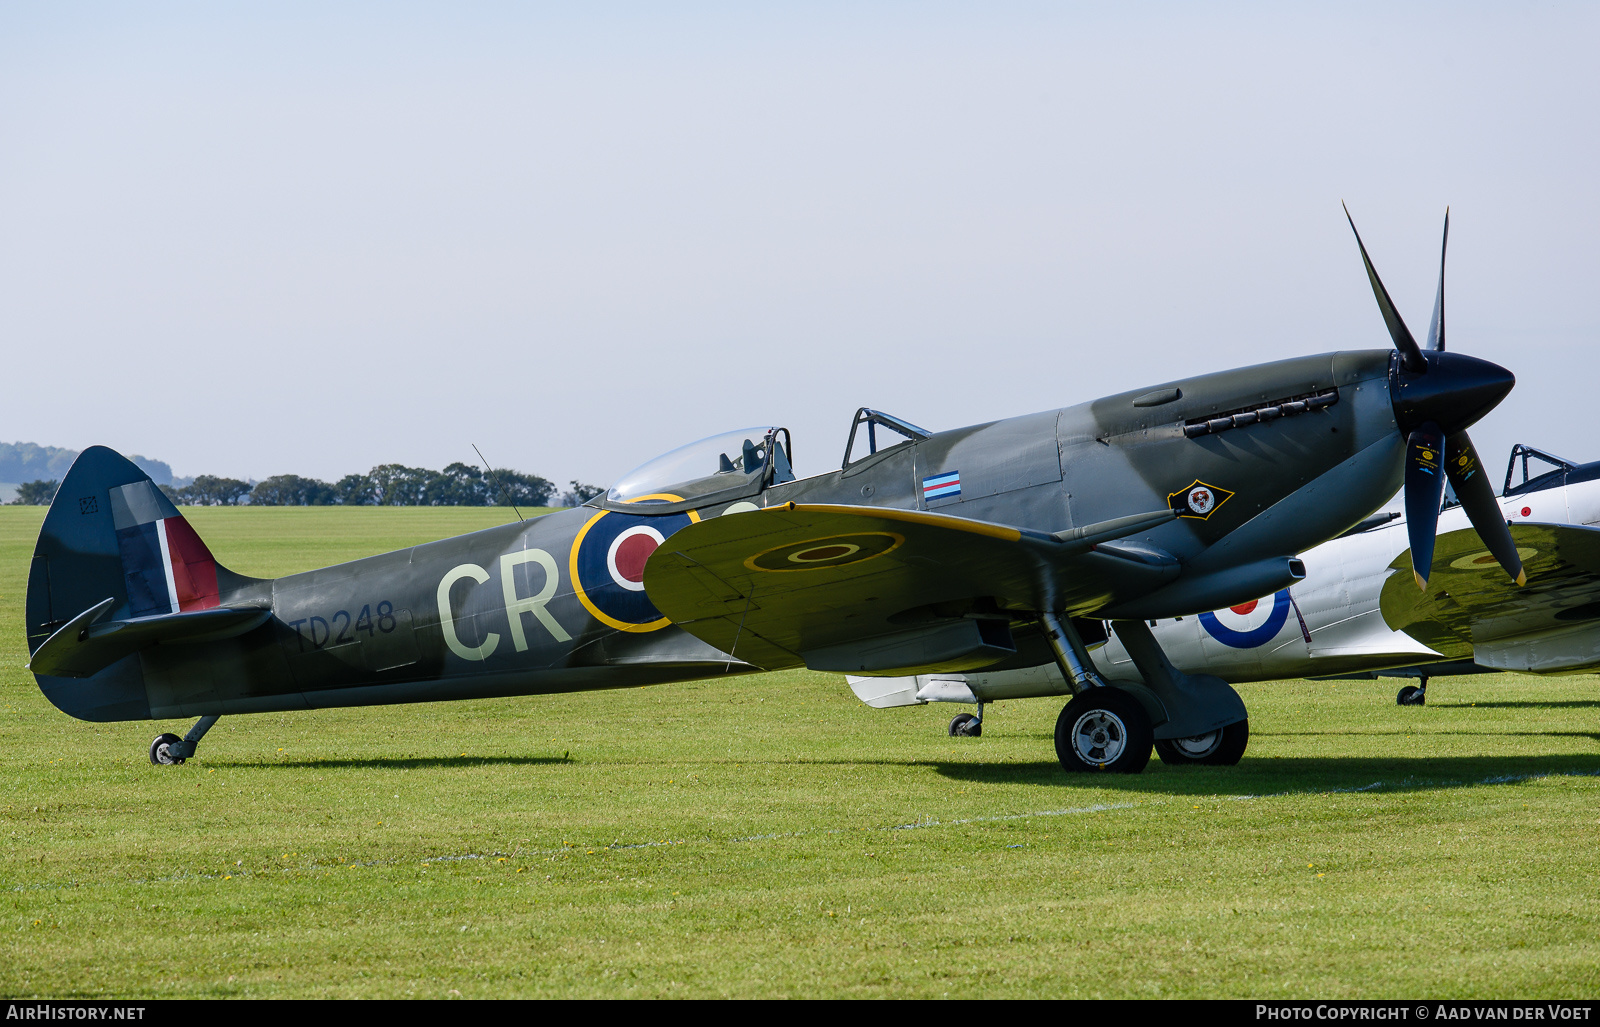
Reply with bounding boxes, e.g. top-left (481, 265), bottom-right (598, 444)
top-left (149, 715), bottom-right (220, 766)
top-left (1039, 612), bottom-right (1109, 694)
top-left (1040, 613), bottom-right (1152, 774)
top-left (1397, 675), bottom-right (1428, 706)
top-left (948, 701), bottom-right (984, 737)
